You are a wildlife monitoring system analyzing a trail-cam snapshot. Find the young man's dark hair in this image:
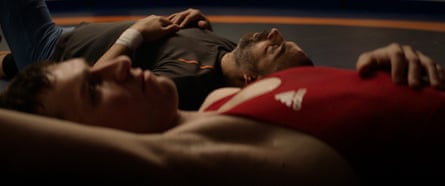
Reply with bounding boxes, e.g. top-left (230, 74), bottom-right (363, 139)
top-left (0, 61), bottom-right (54, 114)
